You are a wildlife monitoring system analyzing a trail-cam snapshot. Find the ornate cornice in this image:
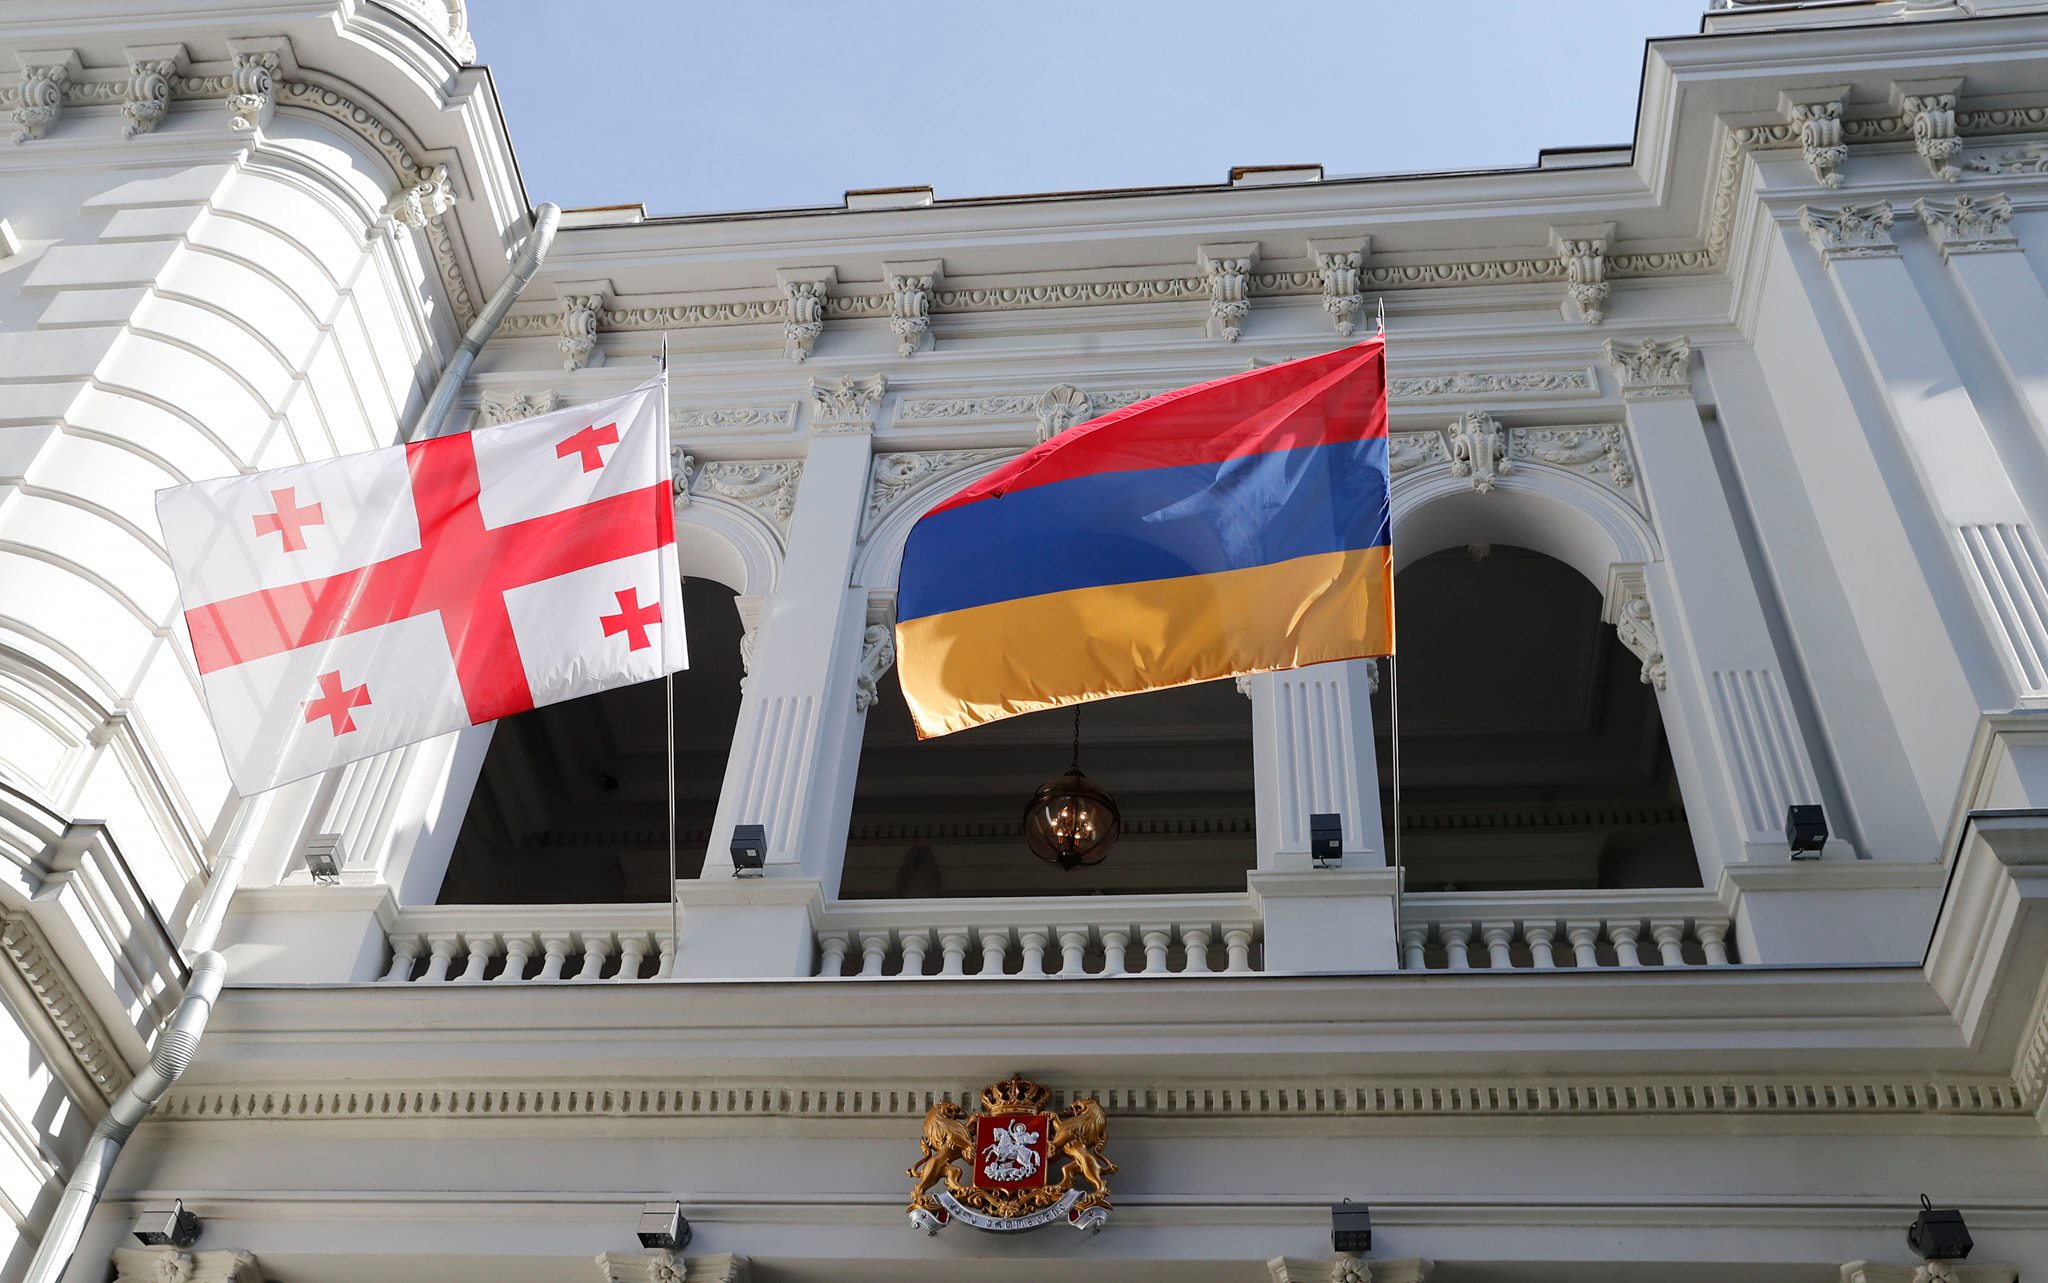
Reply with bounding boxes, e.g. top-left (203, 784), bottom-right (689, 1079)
top-left (0, 912), bottom-right (128, 1101)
